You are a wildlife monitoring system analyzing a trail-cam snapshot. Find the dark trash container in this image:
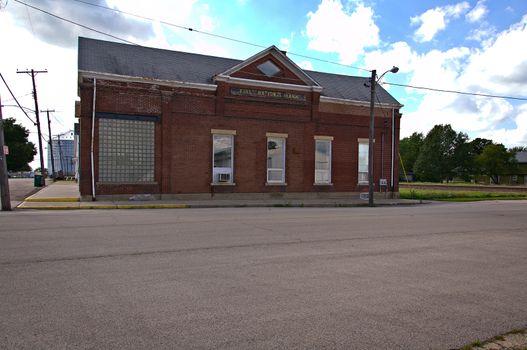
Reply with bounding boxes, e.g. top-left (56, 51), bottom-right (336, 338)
top-left (34, 174), bottom-right (43, 187)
